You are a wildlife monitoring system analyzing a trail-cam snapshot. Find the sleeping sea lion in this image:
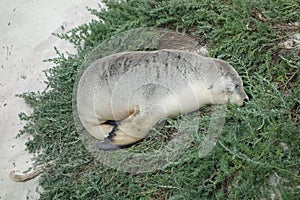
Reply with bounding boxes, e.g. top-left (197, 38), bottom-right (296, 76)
top-left (76, 49), bottom-right (248, 150)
